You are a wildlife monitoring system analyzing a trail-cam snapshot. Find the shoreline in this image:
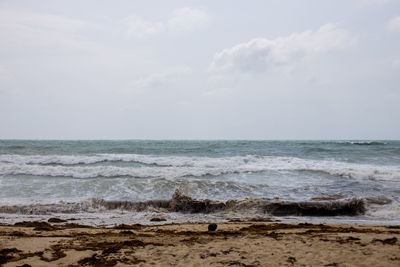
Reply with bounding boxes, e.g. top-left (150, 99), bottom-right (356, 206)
top-left (1, 220), bottom-right (399, 266)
